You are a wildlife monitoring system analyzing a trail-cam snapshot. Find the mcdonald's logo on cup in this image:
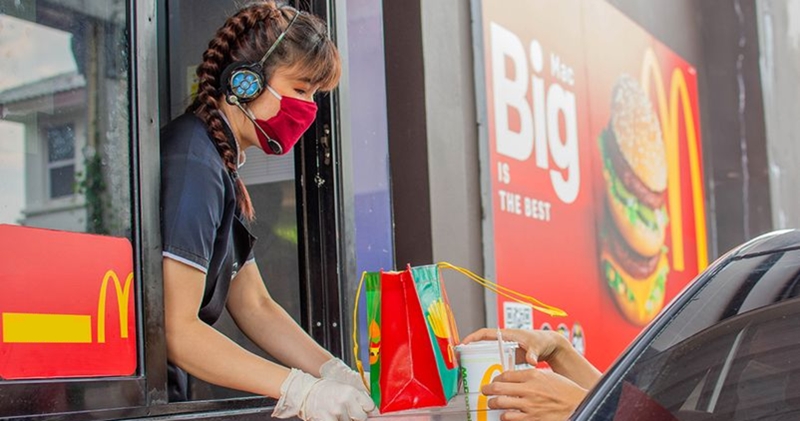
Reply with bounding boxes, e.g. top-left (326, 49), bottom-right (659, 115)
top-left (0, 225), bottom-right (137, 379)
